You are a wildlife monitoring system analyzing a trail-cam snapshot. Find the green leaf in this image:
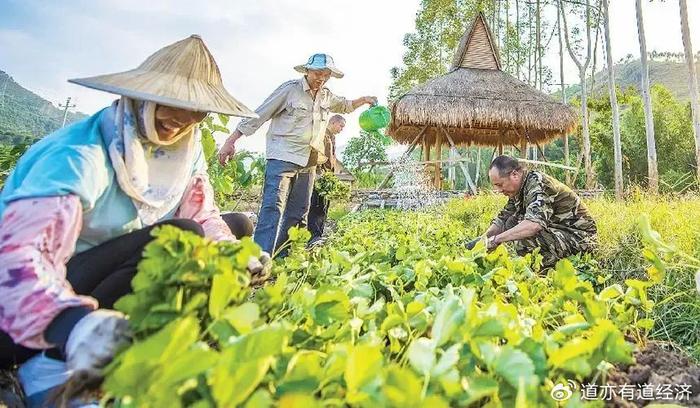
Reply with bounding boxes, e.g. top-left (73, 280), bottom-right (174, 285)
top-left (432, 344), bottom-right (460, 377)
top-left (407, 337), bottom-right (436, 375)
top-left (312, 288), bottom-right (350, 326)
top-left (637, 318), bottom-right (654, 330)
top-left (159, 347), bottom-right (218, 385)
top-left (517, 338), bottom-right (548, 381)
top-left (200, 128), bottom-right (217, 160)
top-left (217, 113), bottom-right (230, 127)
top-left (344, 344), bottom-right (383, 402)
top-left (431, 296), bottom-right (465, 347)
top-left (559, 355), bottom-right (592, 376)
top-left (244, 389), bottom-right (273, 408)
top-left (277, 394), bottom-right (320, 408)
top-left (461, 376), bottom-right (499, 405)
top-left (210, 354), bottom-right (272, 407)
top-left (209, 273), bottom-right (236, 319)
top-left (383, 365), bottom-right (423, 407)
top-left (277, 351), bottom-right (324, 396)
top-left (493, 347), bottom-right (535, 389)
top-left (598, 284), bottom-right (624, 301)
top-left (472, 318), bottom-right (505, 338)
top-left (222, 302), bottom-right (260, 334)
top-left (227, 324), bottom-right (288, 362)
